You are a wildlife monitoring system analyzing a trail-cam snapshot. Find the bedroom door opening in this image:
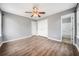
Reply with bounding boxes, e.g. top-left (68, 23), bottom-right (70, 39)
top-left (61, 13), bottom-right (74, 44)
top-left (37, 19), bottom-right (48, 37)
